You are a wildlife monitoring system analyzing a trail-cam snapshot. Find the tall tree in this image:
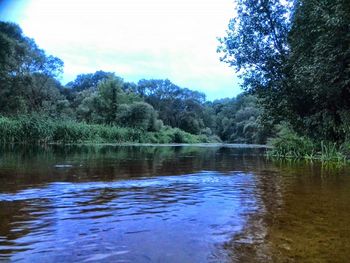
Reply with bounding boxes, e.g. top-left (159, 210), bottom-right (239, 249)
top-left (0, 22), bottom-right (63, 114)
top-left (220, 0), bottom-right (350, 142)
top-left (218, 0), bottom-right (294, 122)
top-left (136, 79), bottom-right (207, 133)
top-left (287, 0), bottom-right (350, 141)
